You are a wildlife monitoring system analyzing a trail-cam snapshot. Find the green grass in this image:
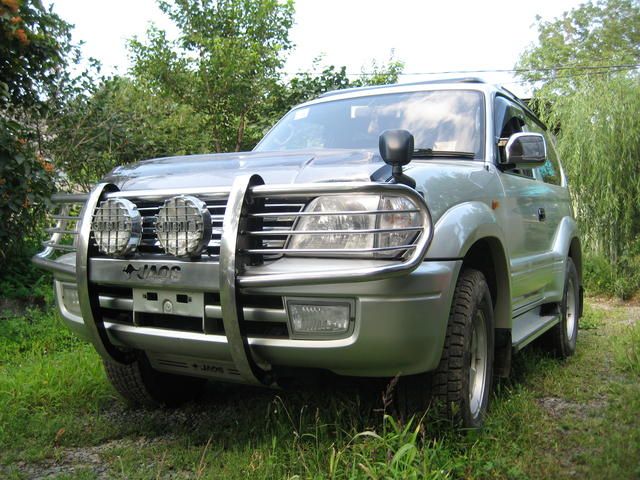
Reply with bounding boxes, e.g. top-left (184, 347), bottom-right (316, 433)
top-left (0, 293), bottom-right (638, 479)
